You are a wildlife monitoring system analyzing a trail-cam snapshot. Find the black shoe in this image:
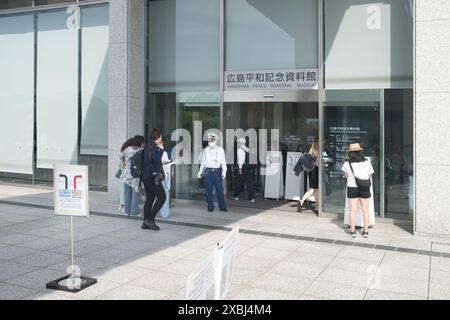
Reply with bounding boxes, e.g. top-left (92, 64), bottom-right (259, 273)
top-left (348, 229), bottom-right (356, 238)
top-left (141, 223), bottom-right (150, 230)
top-left (297, 201), bottom-right (303, 212)
top-left (143, 220), bottom-right (160, 231)
top-left (362, 231), bottom-right (369, 239)
top-left (220, 208), bottom-right (228, 212)
top-left (208, 207), bottom-right (214, 212)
